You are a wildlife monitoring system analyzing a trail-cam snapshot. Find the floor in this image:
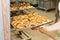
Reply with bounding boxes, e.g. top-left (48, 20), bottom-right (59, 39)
top-left (11, 8), bottom-right (60, 40)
